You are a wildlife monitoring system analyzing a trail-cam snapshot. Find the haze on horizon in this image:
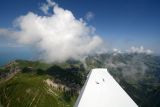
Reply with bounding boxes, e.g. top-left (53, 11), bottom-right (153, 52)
top-left (0, 0), bottom-right (160, 63)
